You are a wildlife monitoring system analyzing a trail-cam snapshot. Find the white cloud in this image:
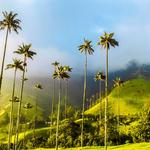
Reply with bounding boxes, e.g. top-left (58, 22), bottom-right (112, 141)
top-left (0, 33), bottom-right (25, 60)
top-left (96, 27), bottom-right (106, 34)
top-left (0, 32), bottom-right (28, 77)
top-left (112, 22), bottom-right (150, 67)
top-left (0, 31), bottom-right (80, 77)
top-left (27, 47), bottom-right (79, 77)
